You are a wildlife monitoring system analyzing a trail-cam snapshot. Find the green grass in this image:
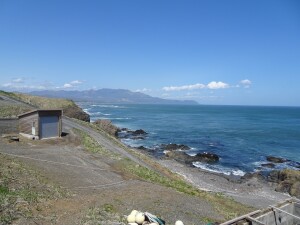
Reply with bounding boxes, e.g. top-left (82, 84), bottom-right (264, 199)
top-left (76, 125), bottom-right (254, 221)
top-left (0, 90), bottom-right (74, 109)
top-left (81, 204), bottom-right (126, 225)
top-left (0, 105), bottom-right (32, 118)
top-left (0, 90), bottom-right (89, 121)
top-left (0, 154), bottom-right (69, 224)
top-left (116, 158), bottom-right (253, 220)
top-left (74, 128), bottom-right (120, 159)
